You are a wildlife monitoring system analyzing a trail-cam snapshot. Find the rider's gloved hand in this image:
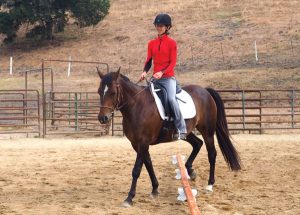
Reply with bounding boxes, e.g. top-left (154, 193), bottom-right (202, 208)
top-left (153, 71), bottom-right (163, 79)
top-left (140, 71), bottom-right (147, 81)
